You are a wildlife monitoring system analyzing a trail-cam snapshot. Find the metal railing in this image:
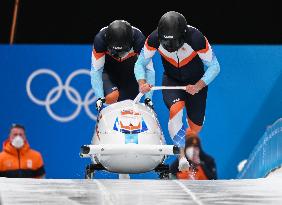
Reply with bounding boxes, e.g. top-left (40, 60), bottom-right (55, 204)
top-left (237, 118), bottom-right (282, 179)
